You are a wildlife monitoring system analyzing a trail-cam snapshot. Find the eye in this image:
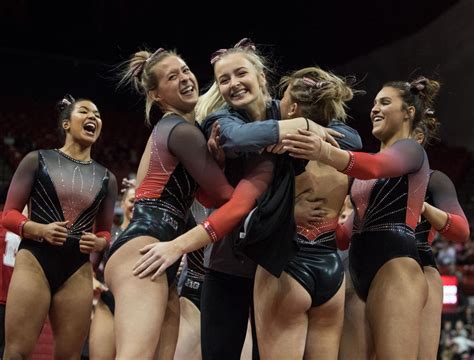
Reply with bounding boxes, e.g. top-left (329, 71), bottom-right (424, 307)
top-left (237, 70), bottom-right (247, 77)
top-left (169, 74), bottom-right (177, 81)
top-left (219, 78), bottom-right (229, 85)
top-left (183, 68), bottom-right (190, 73)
